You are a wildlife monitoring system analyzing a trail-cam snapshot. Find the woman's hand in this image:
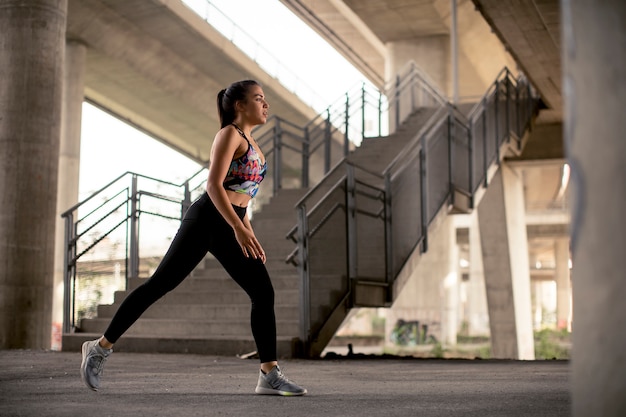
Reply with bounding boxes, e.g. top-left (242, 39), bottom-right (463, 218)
top-left (234, 224), bottom-right (266, 263)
